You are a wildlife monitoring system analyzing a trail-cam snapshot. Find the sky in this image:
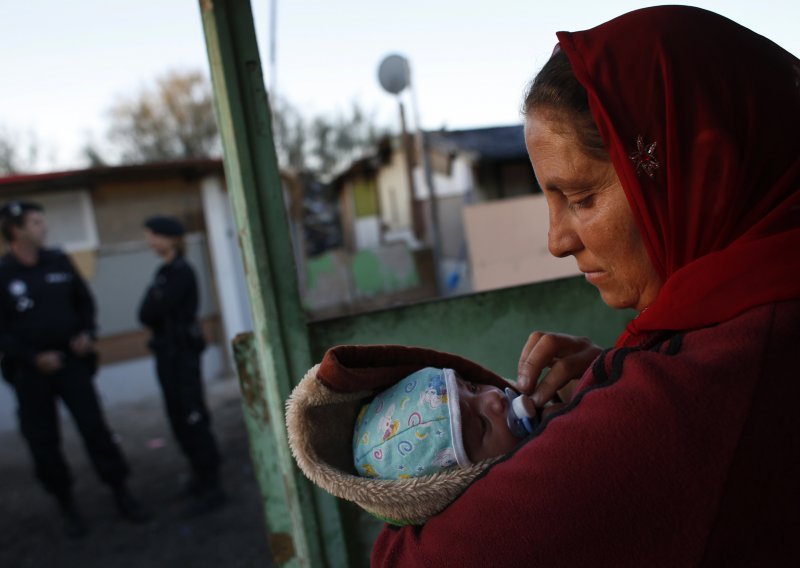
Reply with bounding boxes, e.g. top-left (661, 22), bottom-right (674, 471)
top-left (1, 0), bottom-right (798, 172)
